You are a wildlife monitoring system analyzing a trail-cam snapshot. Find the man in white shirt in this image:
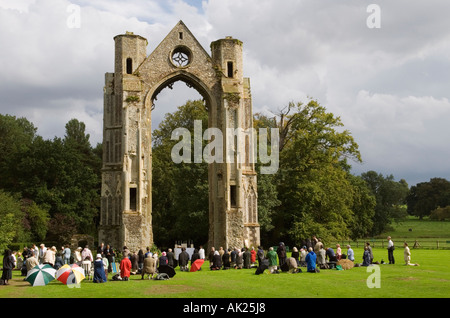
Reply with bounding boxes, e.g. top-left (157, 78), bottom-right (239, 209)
top-left (387, 236), bottom-right (395, 264)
